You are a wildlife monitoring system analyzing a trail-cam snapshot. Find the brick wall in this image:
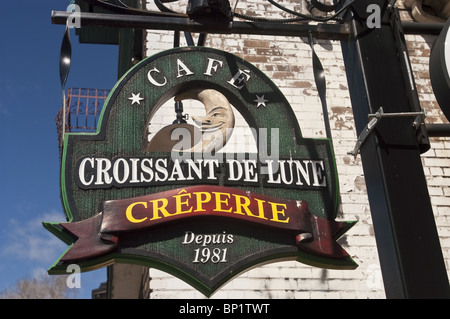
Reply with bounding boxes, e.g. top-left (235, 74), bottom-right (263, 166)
top-left (142, 1), bottom-right (449, 299)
